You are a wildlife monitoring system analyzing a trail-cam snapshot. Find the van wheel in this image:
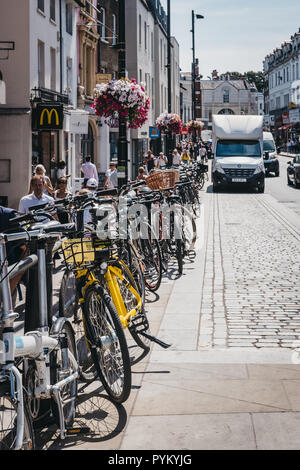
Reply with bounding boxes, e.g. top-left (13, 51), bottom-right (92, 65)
top-left (258, 184), bottom-right (265, 193)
